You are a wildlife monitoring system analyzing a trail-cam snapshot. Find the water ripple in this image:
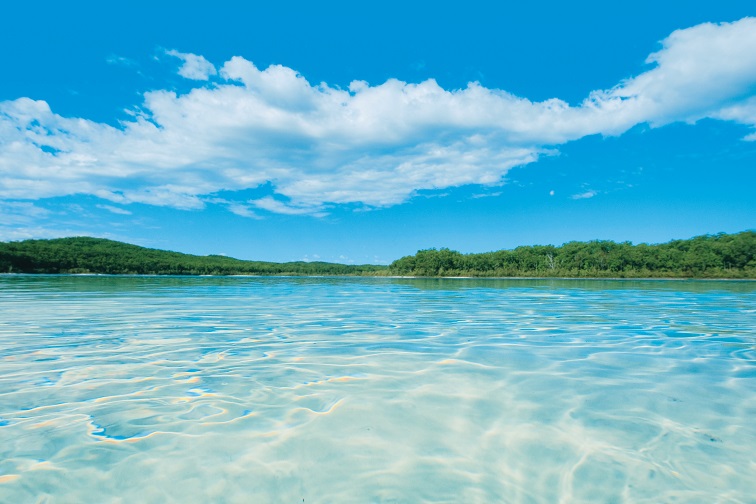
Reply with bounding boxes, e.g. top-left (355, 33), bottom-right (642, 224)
top-left (0, 276), bottom-right (754, 503)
